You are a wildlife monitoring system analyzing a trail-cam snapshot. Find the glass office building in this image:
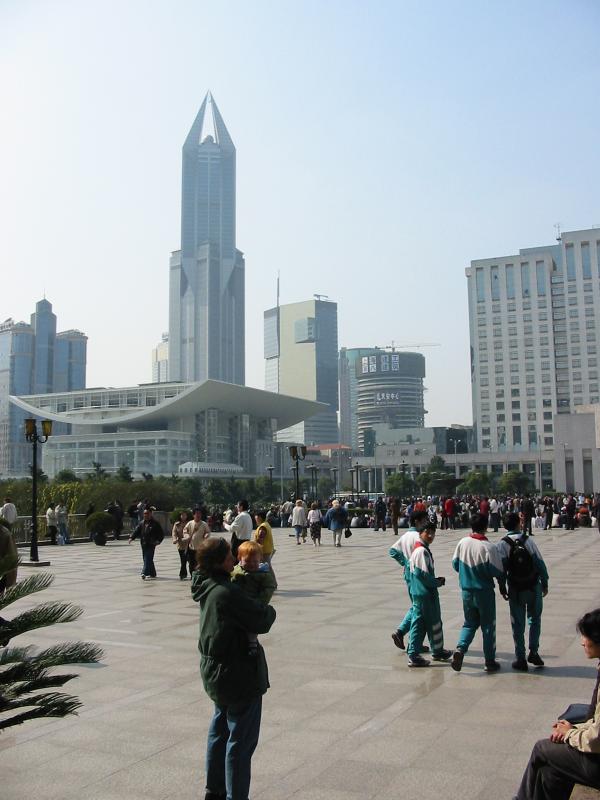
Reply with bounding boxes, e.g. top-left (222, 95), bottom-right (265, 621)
top-left (0, 300), bottom-right (87, 475)
top-left (169, 93), bottom-right (245, 385)
top-left (264, 298), bottom-right (339, 444)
